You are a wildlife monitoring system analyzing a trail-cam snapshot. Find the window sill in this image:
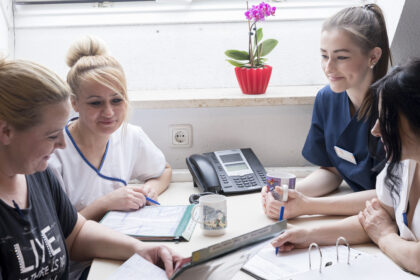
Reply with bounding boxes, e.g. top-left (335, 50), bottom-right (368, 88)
top-left (128, 84), bottom-right (321, 109)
